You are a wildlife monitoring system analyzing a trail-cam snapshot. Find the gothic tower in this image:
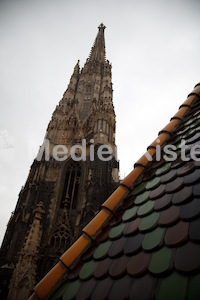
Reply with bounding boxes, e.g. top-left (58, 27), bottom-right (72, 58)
top-left (0, 23), bottom-right (119, 299)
